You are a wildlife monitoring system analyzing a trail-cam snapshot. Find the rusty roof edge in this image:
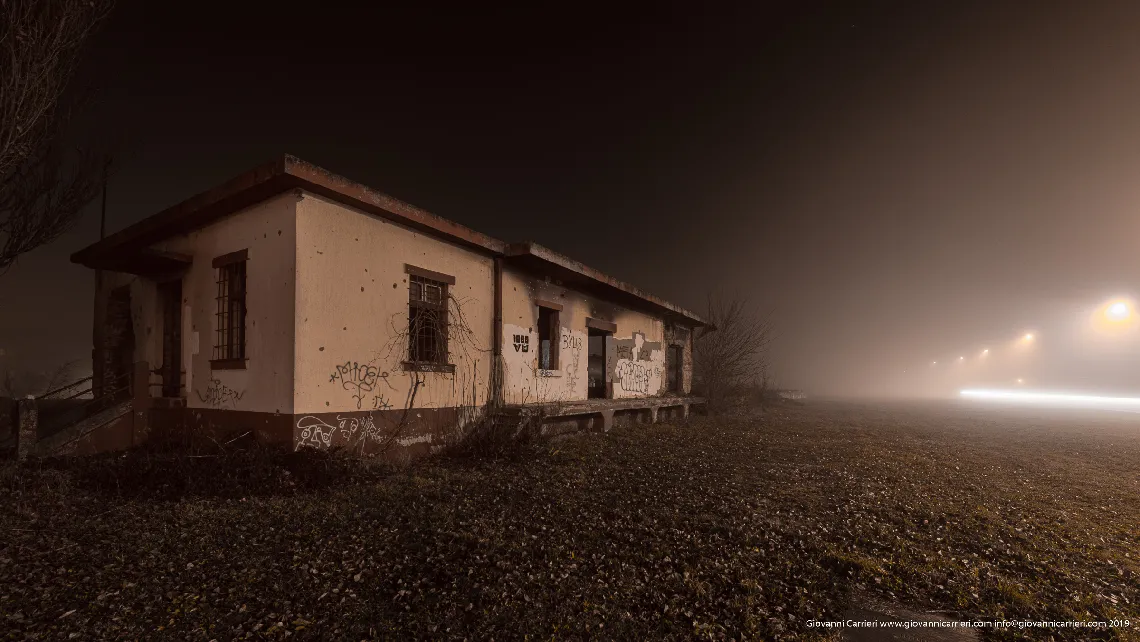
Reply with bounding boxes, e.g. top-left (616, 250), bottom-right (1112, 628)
top-left (70, 156), bottom-right (290, 267)
top-left (68, 156), bottom-right (709, 328)
top-left (71, 154), bottom-right (508, 267)
top-left (281, 156), bottom-right (508, 255)
top-left (505, 241), bottom-right (711, 327)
